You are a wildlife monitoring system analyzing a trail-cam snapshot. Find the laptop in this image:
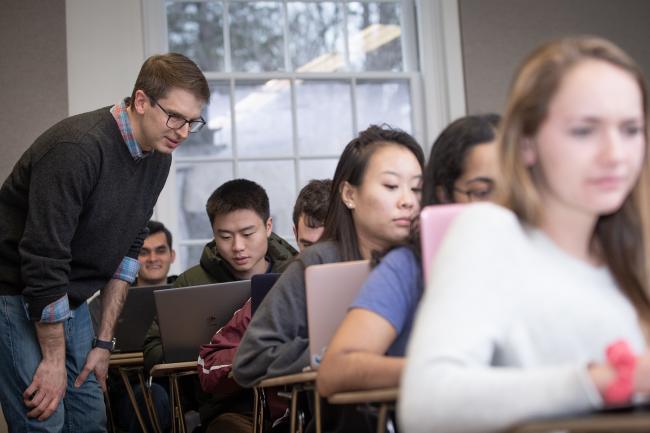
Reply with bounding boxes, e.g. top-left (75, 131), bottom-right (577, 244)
top-left (154, 280), bottom-right (251, 363)
top-left (419, 204), bottom-right (465, 283)
top-left (250, 273), bottom-right (280, 316)
top-left (305, 260), bottom-right (370, 369)
top-left (89, 284), bottom-right (171, 353)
